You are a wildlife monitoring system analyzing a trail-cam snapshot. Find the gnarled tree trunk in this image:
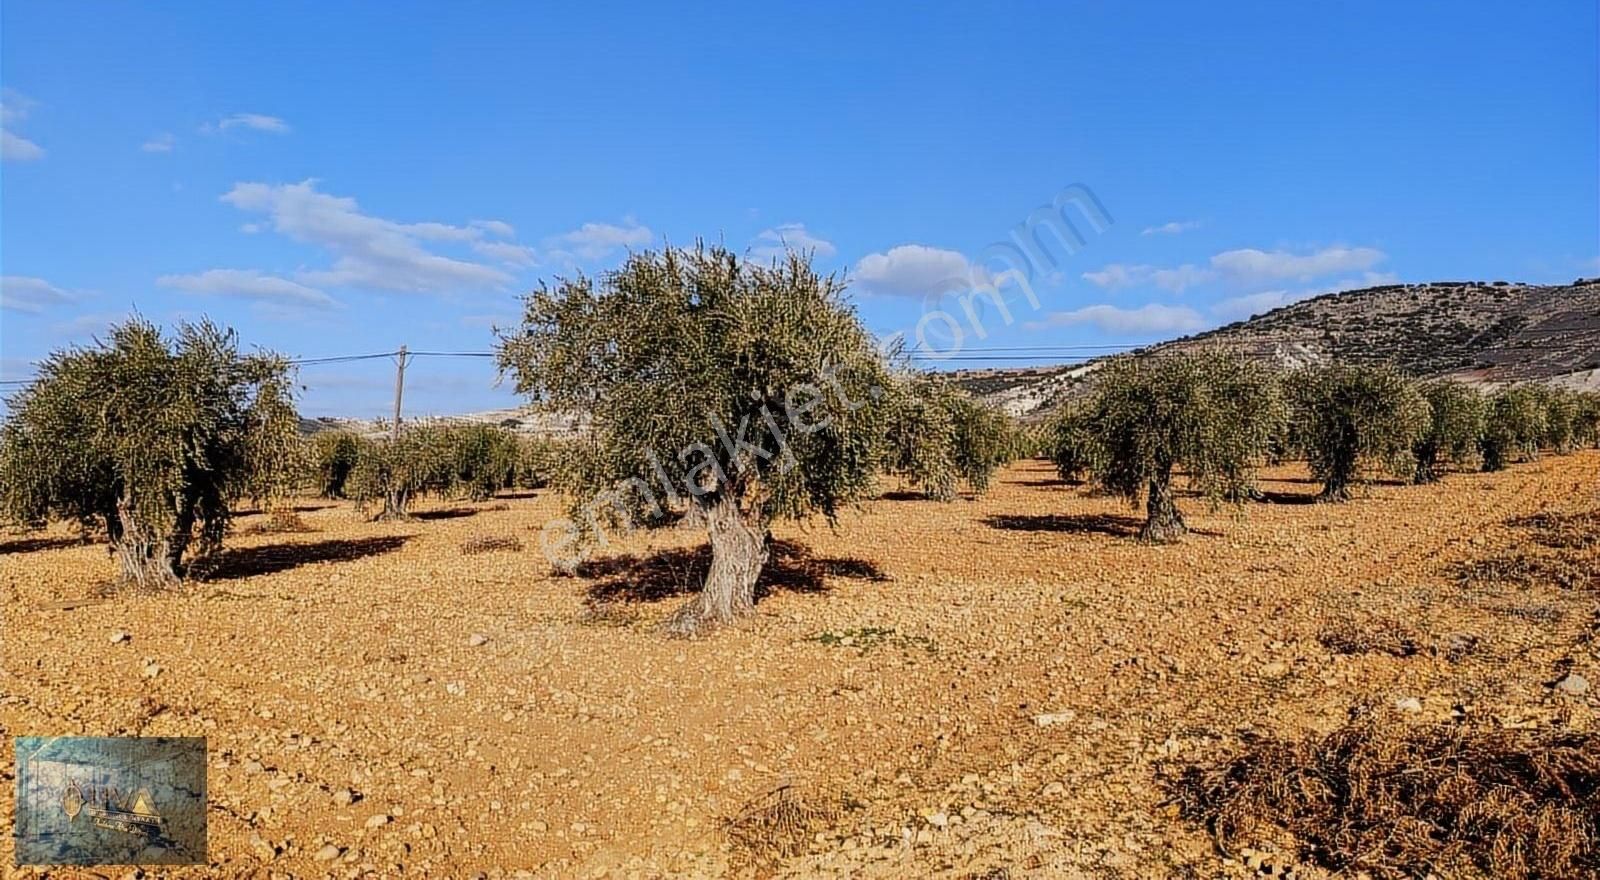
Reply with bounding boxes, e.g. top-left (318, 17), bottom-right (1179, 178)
top-left (667, 492), bottom-right (769, 635)
top-left (111, 498), bottom-right (182, 589)
top-left (1318, 468), bottom-right (1354, 502)
top-left (377, 487), bottom-right (411, 521)
top-left (1140, 473), bottom-right (1186, 543)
